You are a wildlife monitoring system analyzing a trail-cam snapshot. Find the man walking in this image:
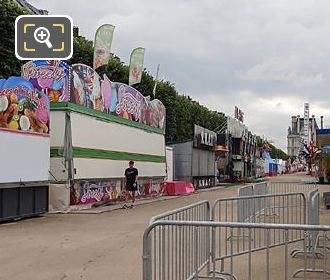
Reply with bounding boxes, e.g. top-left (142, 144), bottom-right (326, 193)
top-left (123, 161), bottom-right (138, 208)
